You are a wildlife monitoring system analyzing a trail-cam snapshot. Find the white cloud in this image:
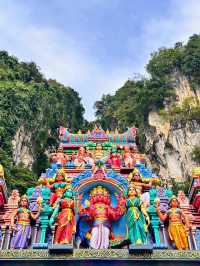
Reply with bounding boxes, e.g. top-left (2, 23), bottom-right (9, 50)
top-left (138, 0), bottom-right (200, 69)
top-left (0, 1), bottom-right (134, 120)
top-left (0, 0), bottom-right (200, 120)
